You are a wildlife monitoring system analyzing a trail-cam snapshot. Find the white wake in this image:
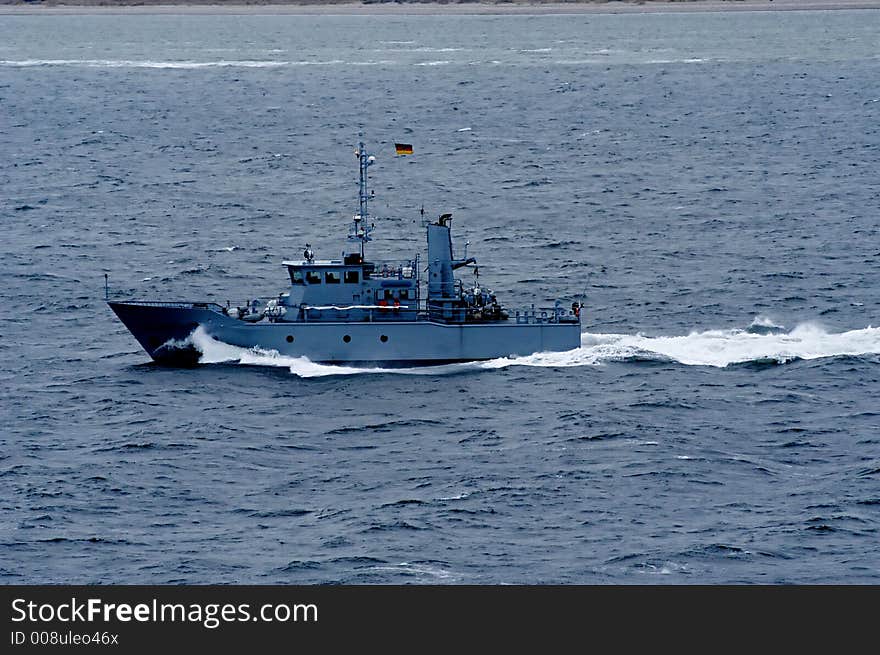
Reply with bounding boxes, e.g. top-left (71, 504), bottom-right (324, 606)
top-left (484, 322), bottom-right (880, 370)
top-left (186, 321), bottom-right (880, 378)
